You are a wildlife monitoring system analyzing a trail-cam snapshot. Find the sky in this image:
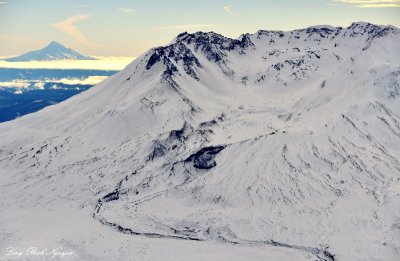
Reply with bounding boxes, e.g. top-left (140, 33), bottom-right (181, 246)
top-left (0, 0), bottom-right (399, 57)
